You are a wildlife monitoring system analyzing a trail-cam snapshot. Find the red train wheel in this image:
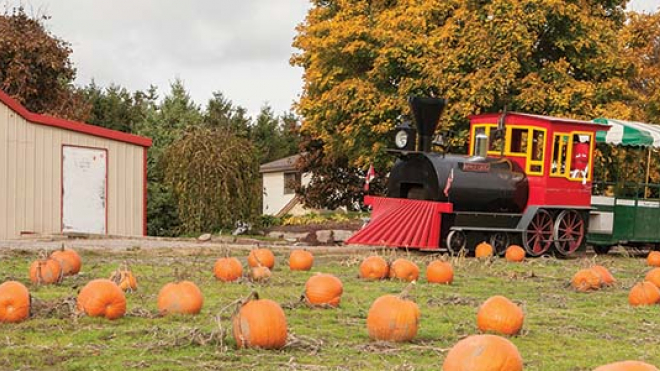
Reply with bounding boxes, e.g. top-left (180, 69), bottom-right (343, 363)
top-left (553, 210), bottom-right (585, 256)
top-left (522, 209), bottom-right (554, 257)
